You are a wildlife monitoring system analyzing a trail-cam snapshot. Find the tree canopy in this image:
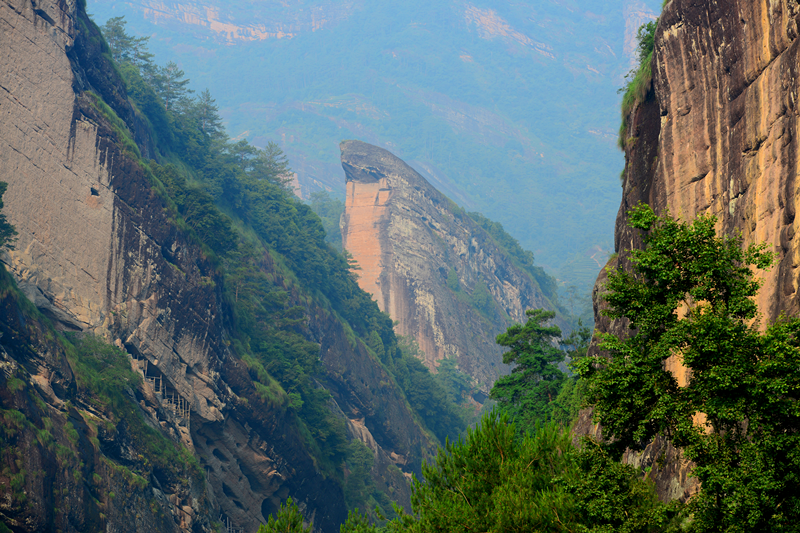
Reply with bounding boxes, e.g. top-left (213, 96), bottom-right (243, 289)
top-left (576, 204), bottom-right (800, 531)
top-left (266, 412), bottom-right (677, 533)
top-left (489, 309), bottom-right (589, 434)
